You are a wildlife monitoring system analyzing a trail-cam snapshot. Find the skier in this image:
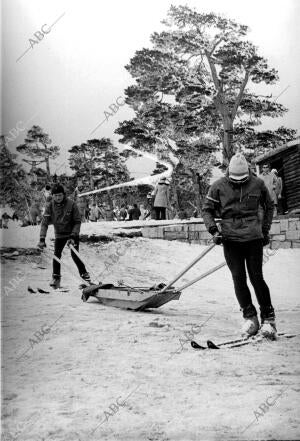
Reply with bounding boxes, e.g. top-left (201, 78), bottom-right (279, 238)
top-left (37, 184), bottom-right (91, 288)
top-left (202, 153), bottom-right (276, 339)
